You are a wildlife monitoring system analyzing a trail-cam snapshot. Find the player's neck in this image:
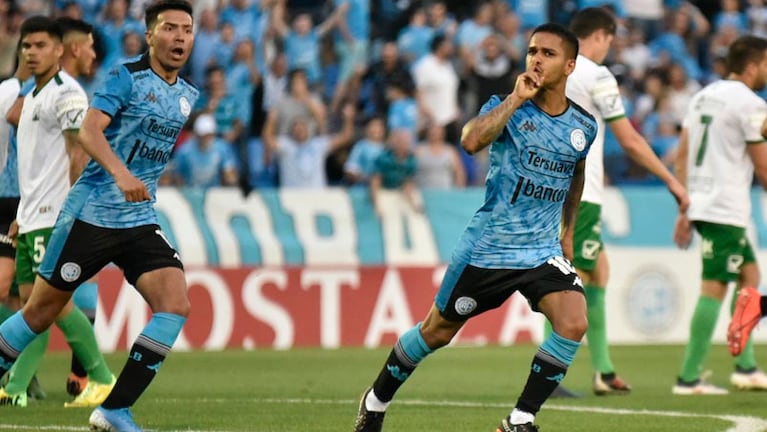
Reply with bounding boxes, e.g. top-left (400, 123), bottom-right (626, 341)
top-left (34, 65), bottom-right (60, 89)
top-left (532, 87), bottom-right (568, 116)
top-left (60, 59), bottom-right (79, 79)
top-left (727, 72), bottom-right (756, 90)
top-left (149, 55), bottom-right (179, 84)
